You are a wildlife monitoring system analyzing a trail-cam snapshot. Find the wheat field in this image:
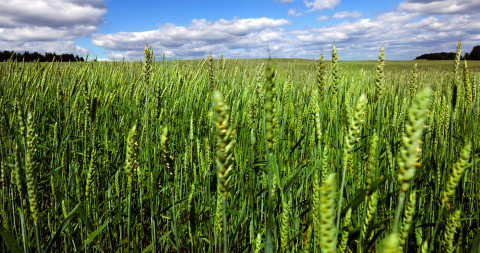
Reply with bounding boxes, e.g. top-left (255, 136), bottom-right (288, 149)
top-left (0, 43), bottom-right (479, 252)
